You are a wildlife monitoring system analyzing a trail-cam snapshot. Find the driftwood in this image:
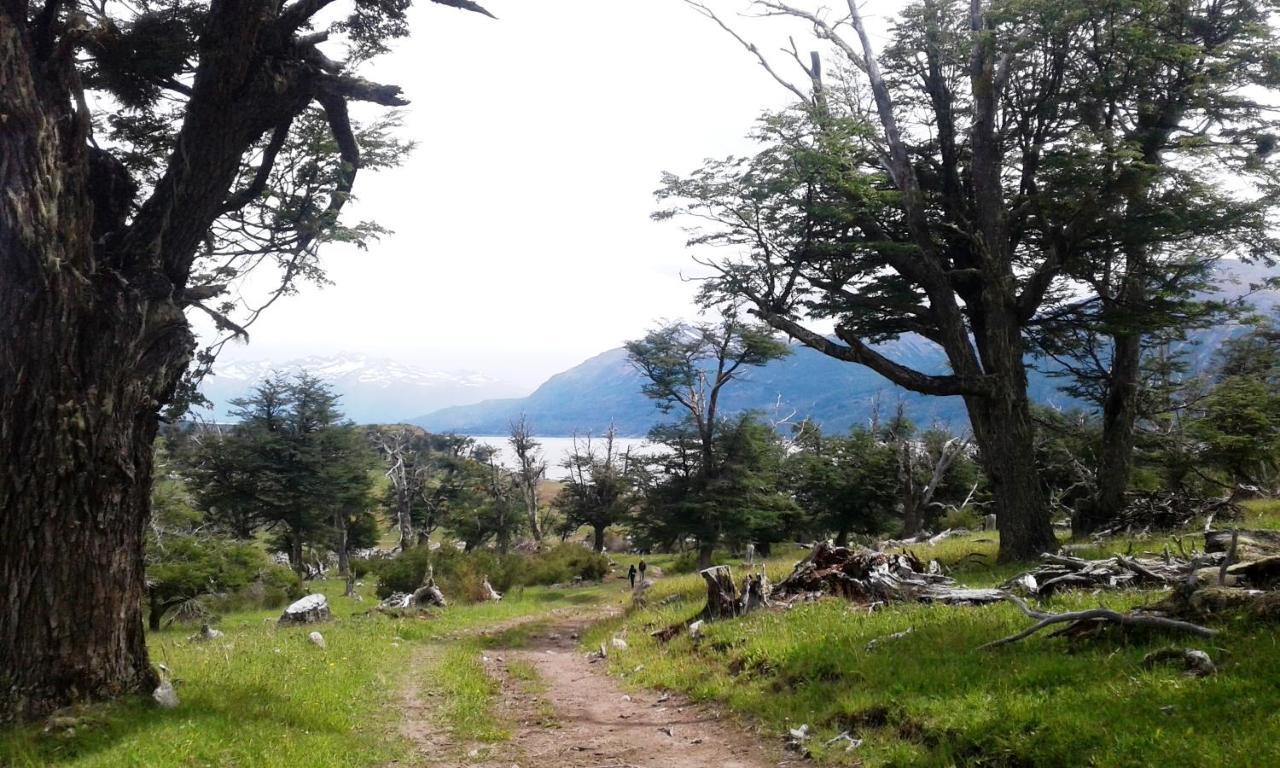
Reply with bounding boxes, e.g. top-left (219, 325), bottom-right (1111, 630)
top-left (413, 576), bottom-right (448, 608)
top-left (771, 543), bottom-right (1004, 606)
top-left (1142, 647), bottom-right (1216, 677)
top-left (1092, 493), bottom-right (1239, 538)
top-left (981, 593), bottom-right (1217, 649)
top-left (1005, 552), bottom-right (1195, 596)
